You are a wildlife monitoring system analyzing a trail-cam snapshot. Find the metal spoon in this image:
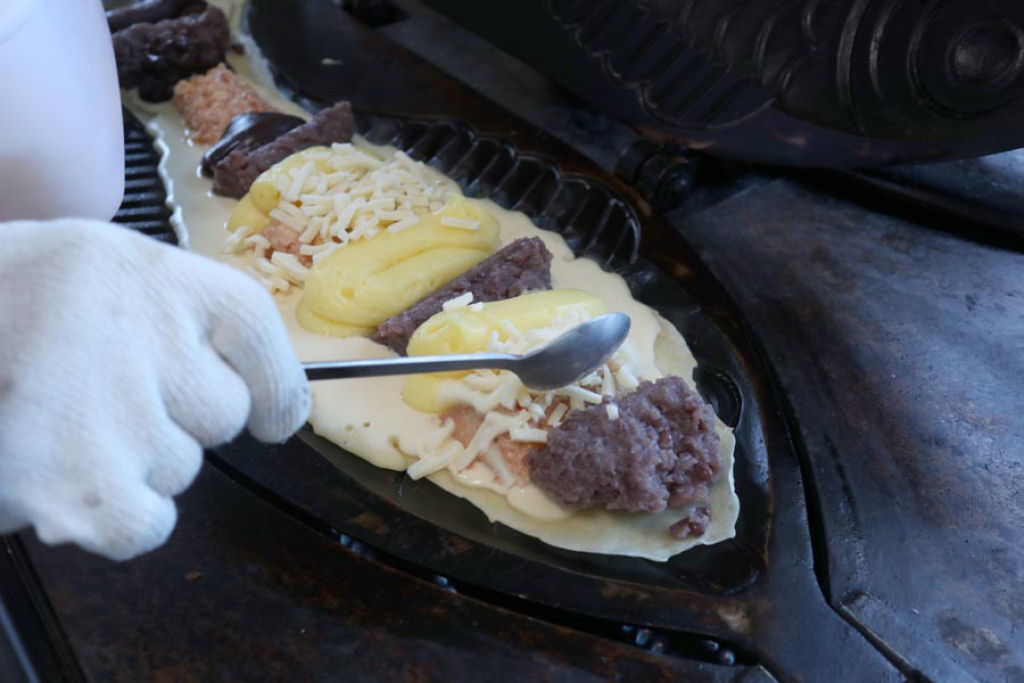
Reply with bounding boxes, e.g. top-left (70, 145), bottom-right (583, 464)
top-left (303, 312), bottom-right (631, 391)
